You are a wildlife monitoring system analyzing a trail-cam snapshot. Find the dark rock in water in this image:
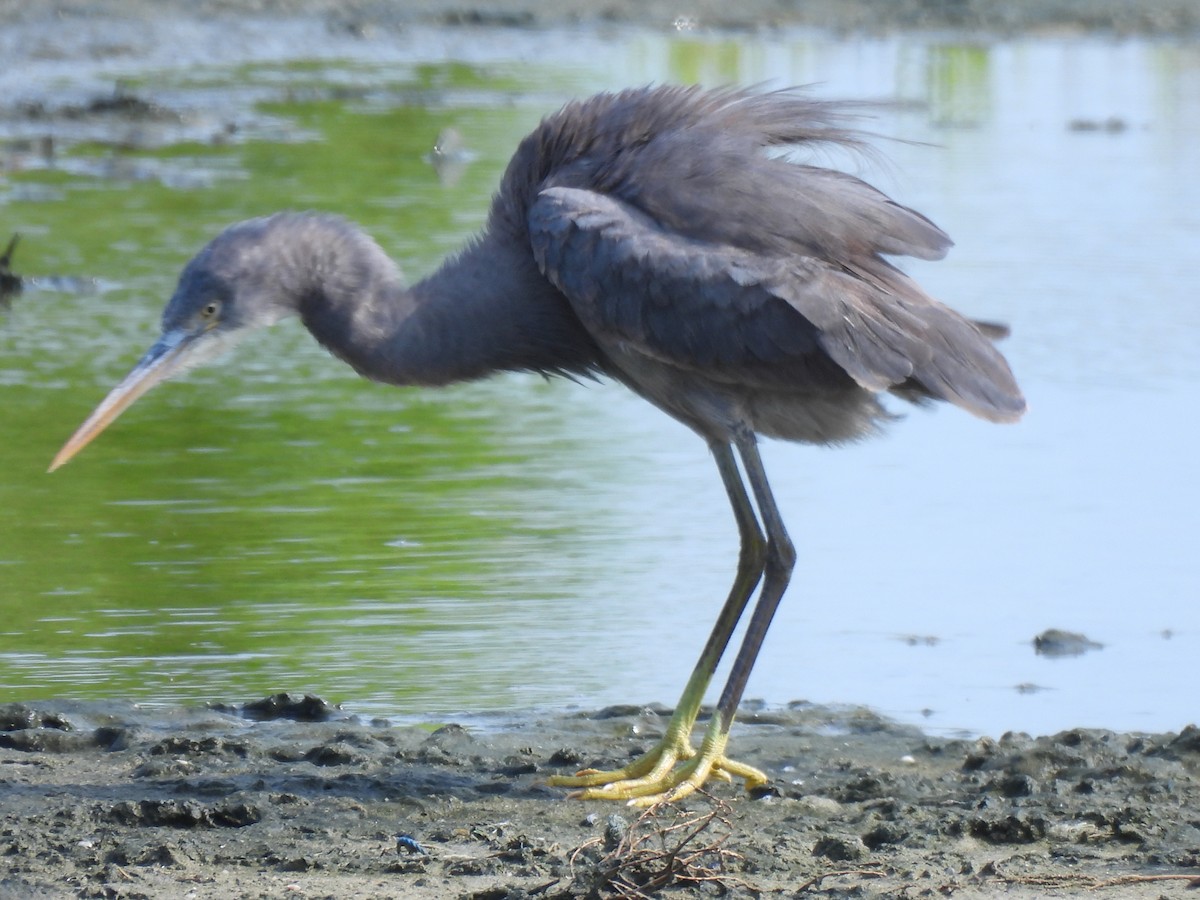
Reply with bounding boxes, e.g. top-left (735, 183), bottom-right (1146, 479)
top-left (1033, 628), bottom-right (1104, 657)
top-left (18, 88), bottom-right (181, 123)
top-left (1067, 116), bottom-right (1129, 133)
top-left (0, 233), bottom-right (105, 303)
top-left (212, 693), bottom-right (341, 722)
top-left (0, 234), bottom-right (23, 305)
